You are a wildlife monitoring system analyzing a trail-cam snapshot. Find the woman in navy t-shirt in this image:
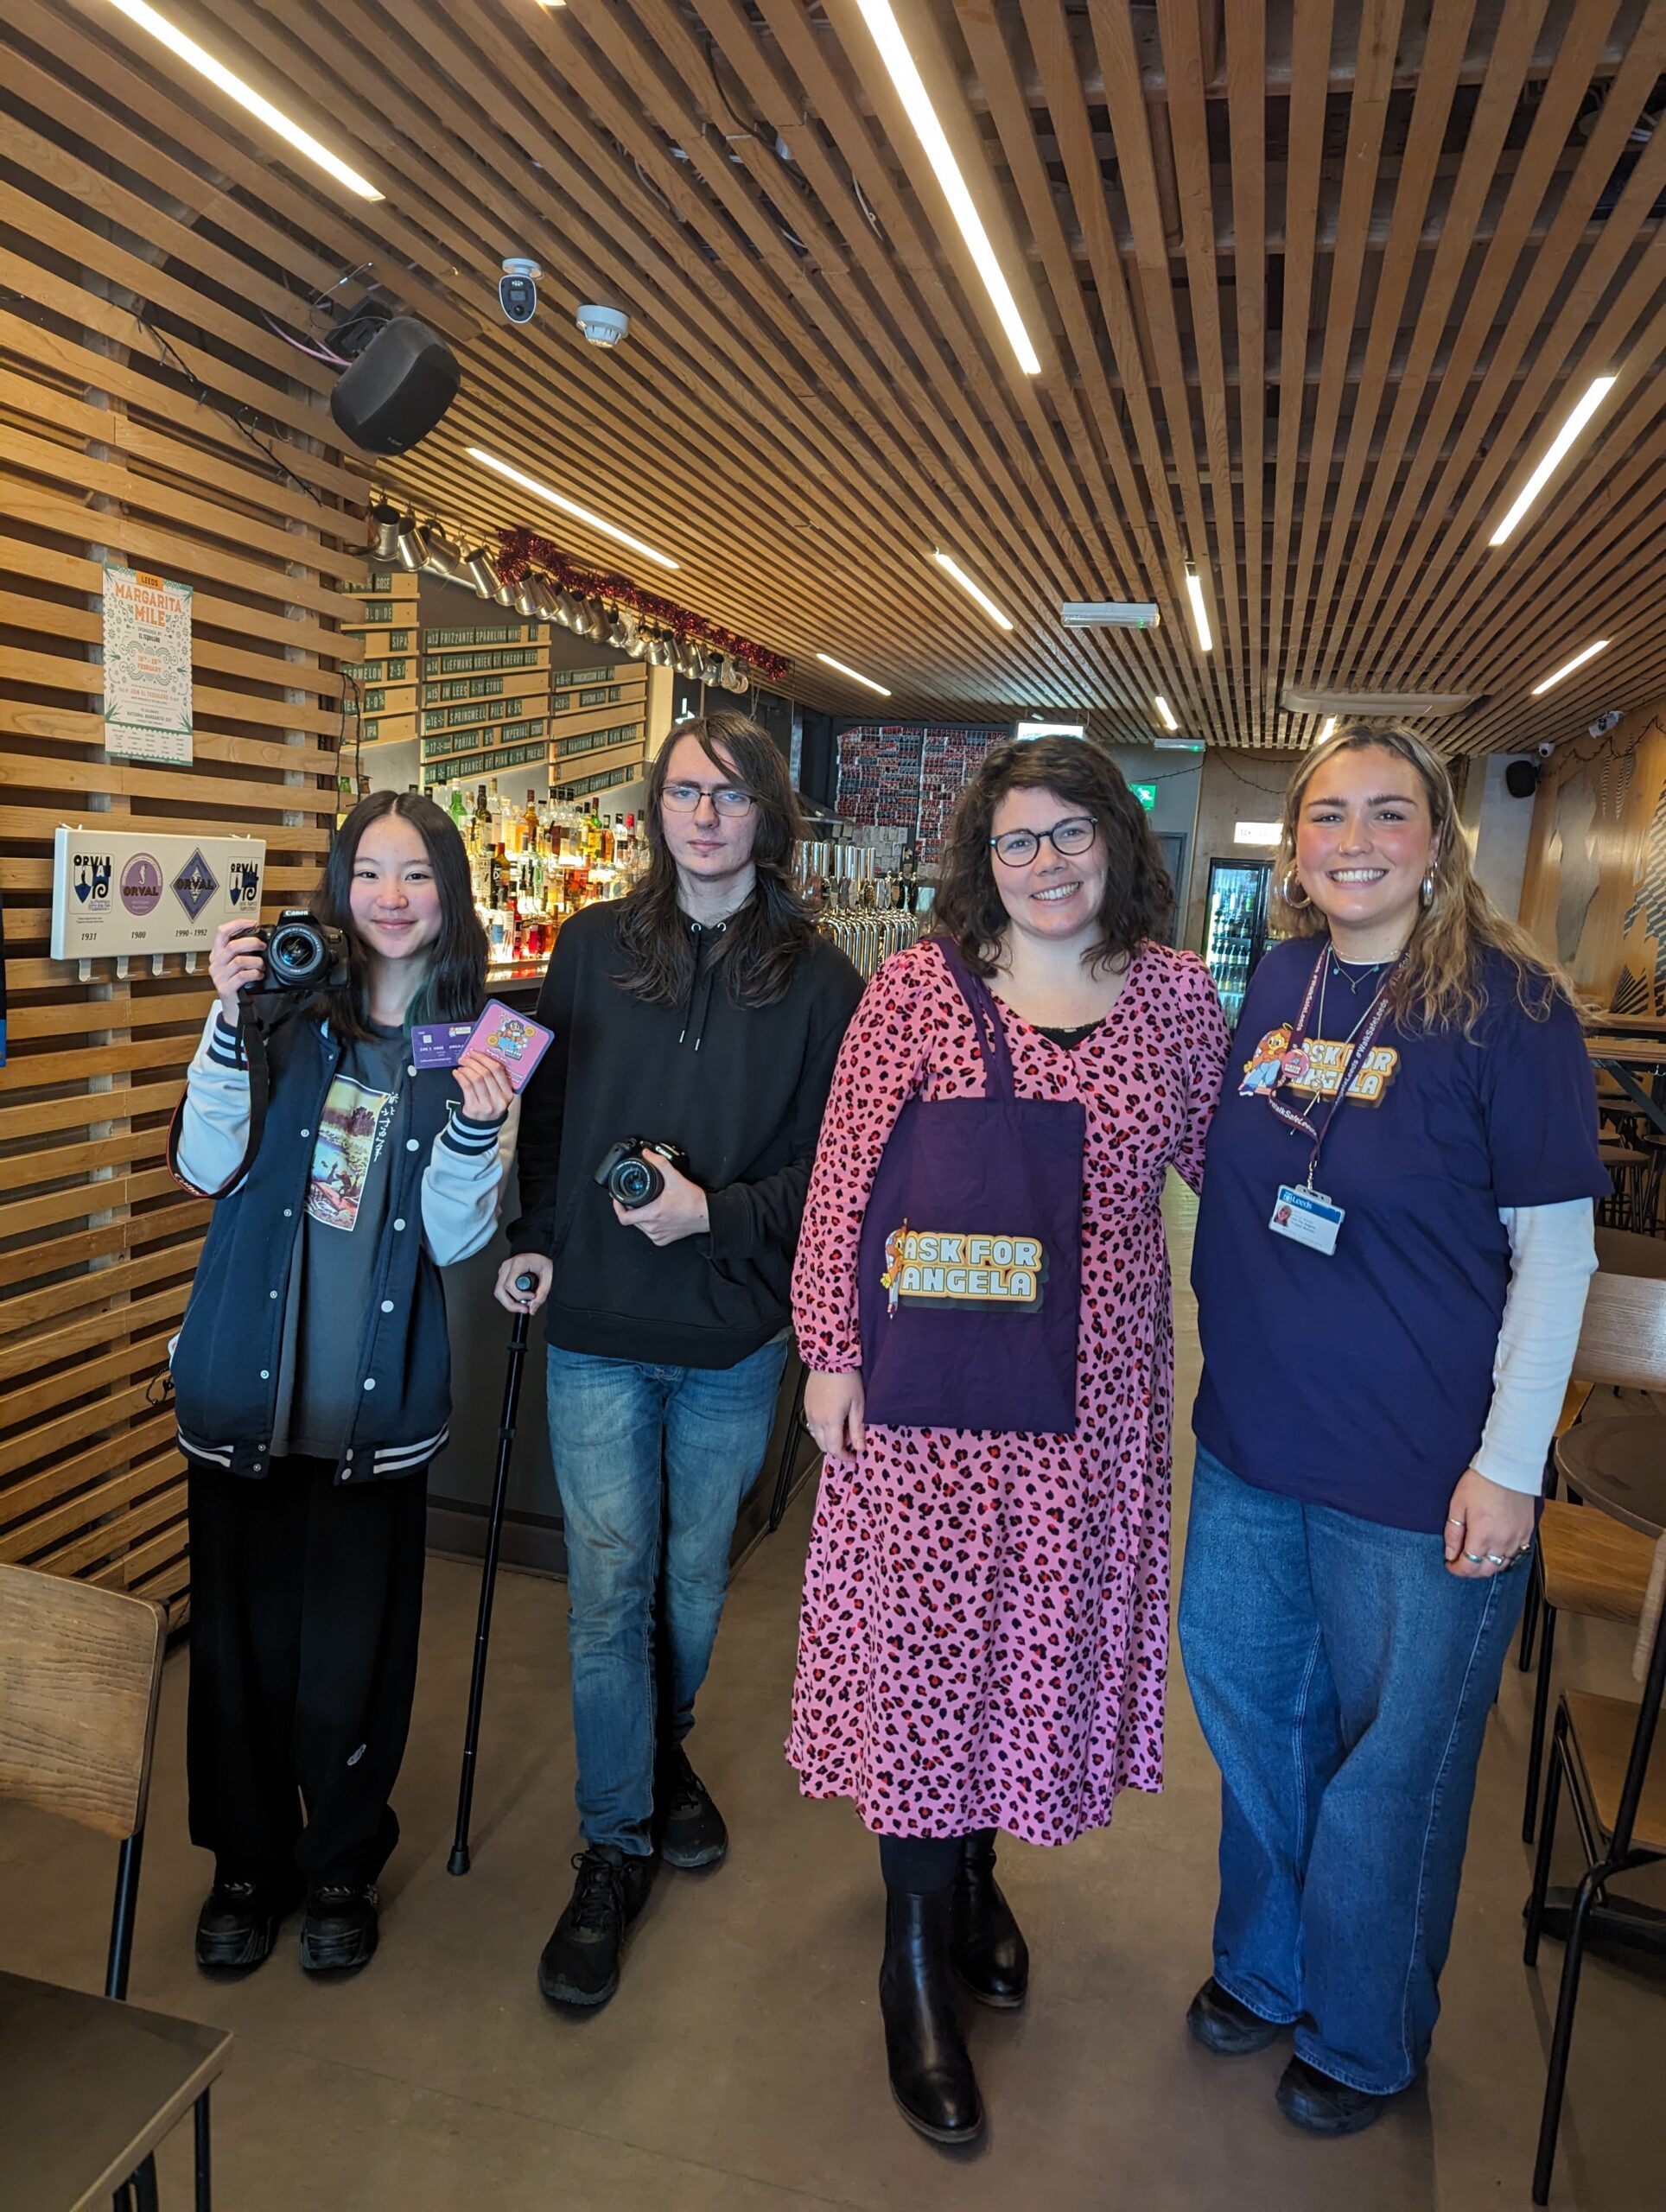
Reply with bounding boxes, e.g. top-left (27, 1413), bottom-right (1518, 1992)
top-left (1182, 724), bottom-right (1606, 2138)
